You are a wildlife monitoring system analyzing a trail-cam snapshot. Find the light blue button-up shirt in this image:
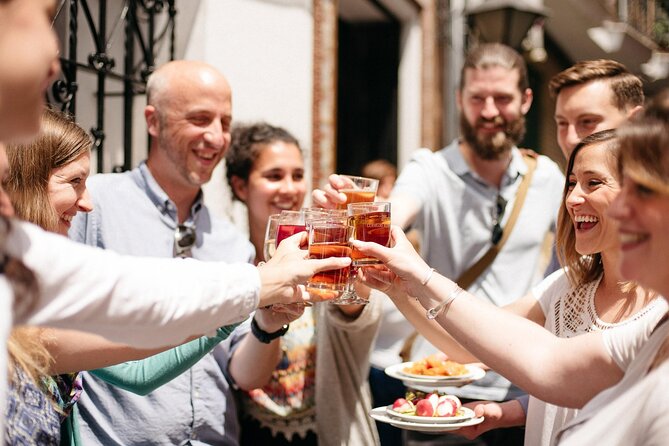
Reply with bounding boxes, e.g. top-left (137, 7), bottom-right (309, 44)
top-left (70, 162), bottom-right (255, 445)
